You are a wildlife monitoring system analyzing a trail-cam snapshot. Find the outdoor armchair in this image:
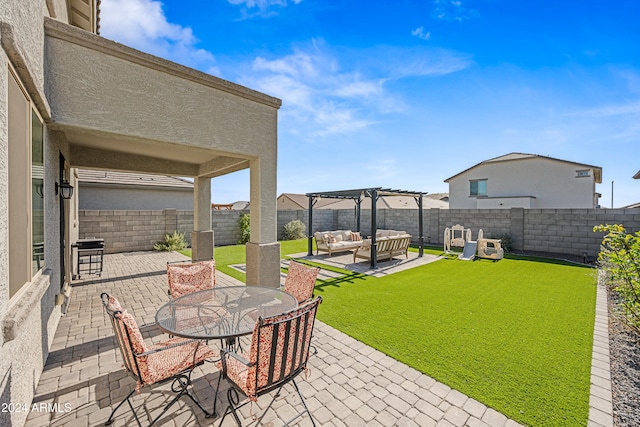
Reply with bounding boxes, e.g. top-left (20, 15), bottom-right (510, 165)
top-left (167, 259), bottom-right (216, 299)
top-left (282, 260), bottom-right (320, 303)
top-left (100, 292), bottom-right (216, 426)
top-left (214, 296), bottom-right (322, 426)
